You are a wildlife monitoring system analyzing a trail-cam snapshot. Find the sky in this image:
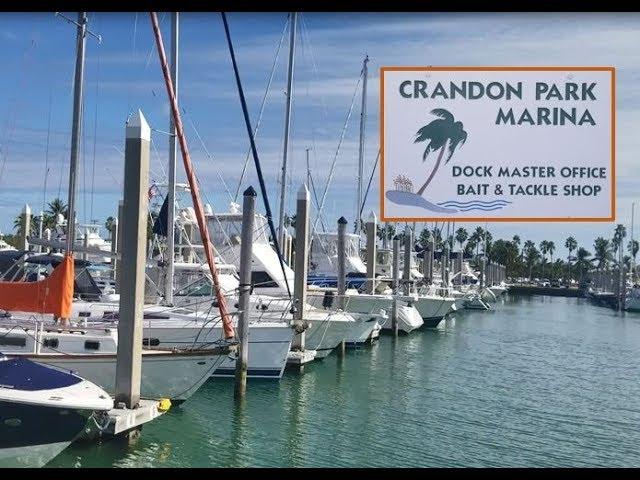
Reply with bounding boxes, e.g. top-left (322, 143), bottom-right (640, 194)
top-left (0, 12), bottom-right (639, 258)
